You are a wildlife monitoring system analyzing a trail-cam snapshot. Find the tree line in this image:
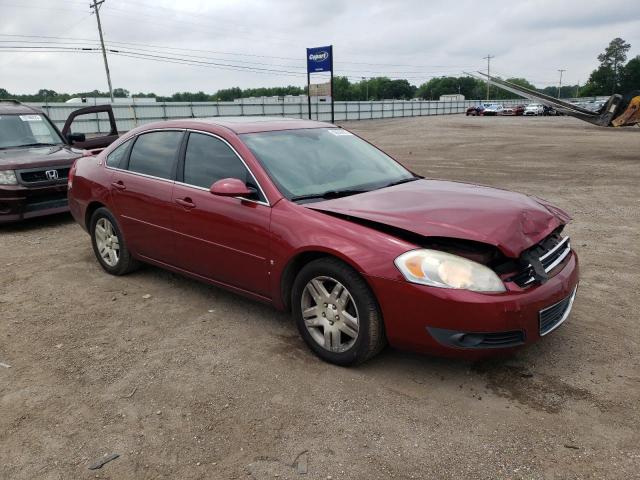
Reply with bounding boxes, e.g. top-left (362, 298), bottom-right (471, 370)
top-left (1, 38), bottom-right (637, 103)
